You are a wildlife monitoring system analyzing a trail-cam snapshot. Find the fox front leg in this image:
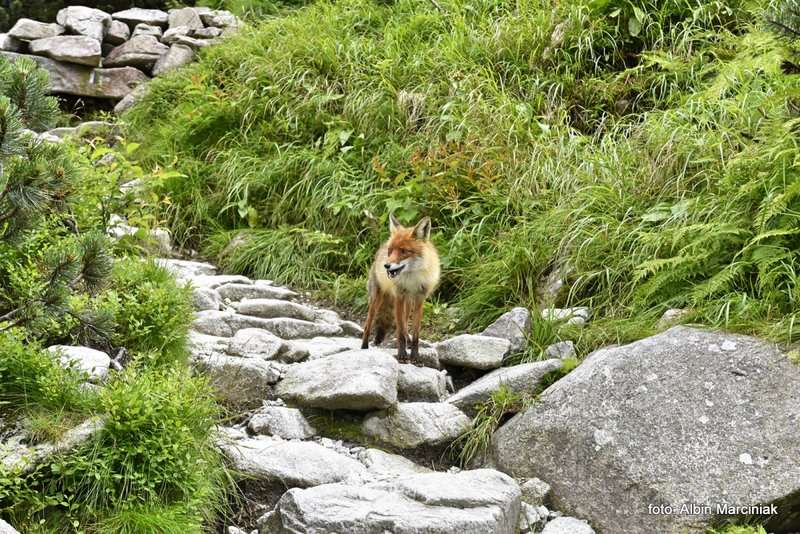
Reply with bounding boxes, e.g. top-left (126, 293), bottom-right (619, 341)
top-left (394, 297), bottom-right (408, 362)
